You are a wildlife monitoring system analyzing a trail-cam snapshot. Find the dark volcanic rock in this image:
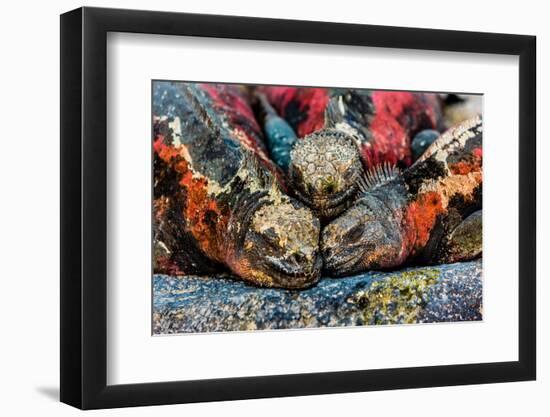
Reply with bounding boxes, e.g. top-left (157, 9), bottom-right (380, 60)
top-left (153, 259), bottom-right (482, 334)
